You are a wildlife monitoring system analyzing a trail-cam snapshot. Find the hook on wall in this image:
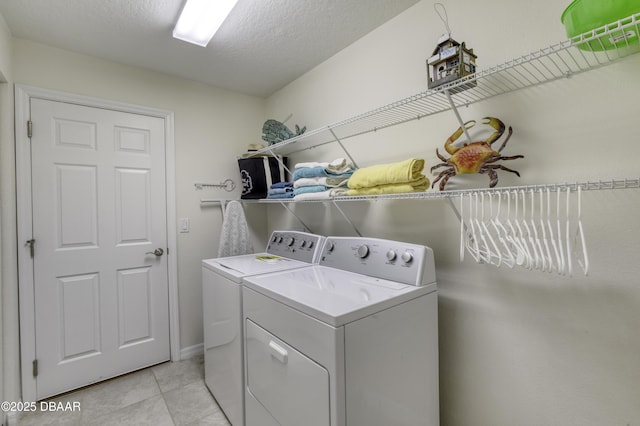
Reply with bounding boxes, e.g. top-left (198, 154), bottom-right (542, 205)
top-left (194, 178), bottom-right (235, 192)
